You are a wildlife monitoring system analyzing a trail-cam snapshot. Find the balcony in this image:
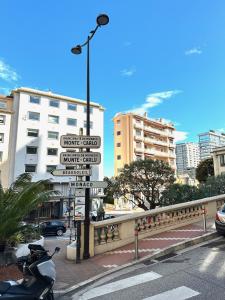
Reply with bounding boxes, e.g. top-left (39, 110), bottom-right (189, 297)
top-left (144, 126), bottom-right (173, 137)
top-left (144, 137), bottom-right (170, 147)
top-left (134, 122), bottom-right (143, 129)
